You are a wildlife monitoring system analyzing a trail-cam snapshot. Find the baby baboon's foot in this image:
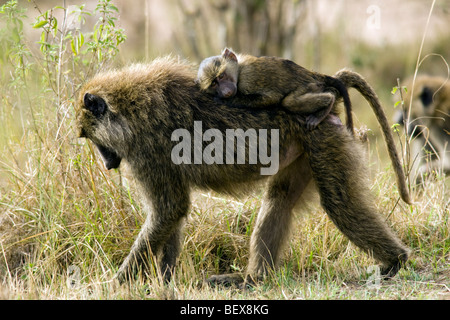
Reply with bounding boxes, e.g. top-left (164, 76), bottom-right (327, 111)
top-left (305, 115), bottom-right (321, 130)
